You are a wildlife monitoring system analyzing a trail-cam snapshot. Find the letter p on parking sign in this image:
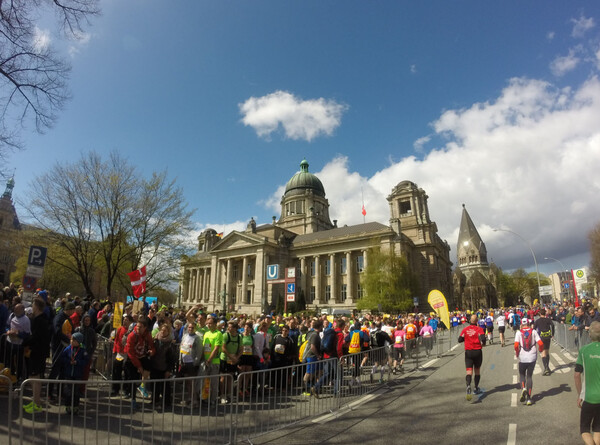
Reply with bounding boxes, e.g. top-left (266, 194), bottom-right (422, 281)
top-left (28, 246), bottom-right (47, 267)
